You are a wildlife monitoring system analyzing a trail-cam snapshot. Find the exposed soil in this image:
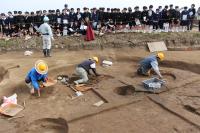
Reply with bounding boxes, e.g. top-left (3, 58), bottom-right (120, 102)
top-left (17, 118), bottom-right (68, 133)
top-left (0, 35), bottom-right (200, 133)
